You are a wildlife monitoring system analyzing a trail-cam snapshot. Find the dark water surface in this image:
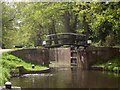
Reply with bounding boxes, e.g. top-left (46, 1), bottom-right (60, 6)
top-left (10, 67), bottom-right (120, 88)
